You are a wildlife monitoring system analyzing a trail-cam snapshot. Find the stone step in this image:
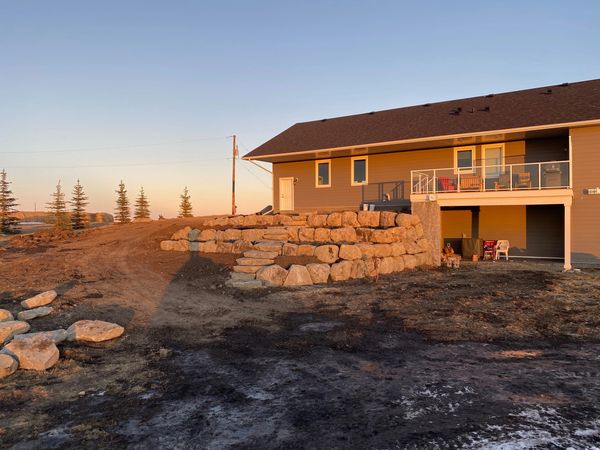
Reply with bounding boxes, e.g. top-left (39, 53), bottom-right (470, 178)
top-left (233, 265), bottom-right (265, 274)
top-left (229, 272), bottom-right (256, 282)
top-left (244, 250), bottom-right (279, 259)
top-left (263, 233), bottom-right (288, 240)
top-left (236, 257), bottom-right (275, 266)
top-left (225, 279), bottom-right (264, 290)
top-left (254, 240), bottom-right (285, 253)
